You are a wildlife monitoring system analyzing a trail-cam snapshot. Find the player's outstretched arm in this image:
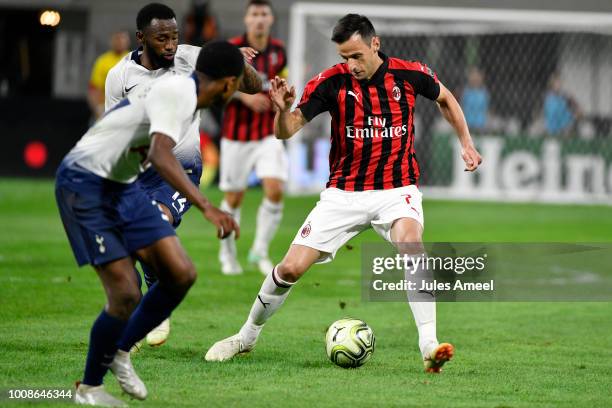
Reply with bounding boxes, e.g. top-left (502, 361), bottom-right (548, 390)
top-left (270, 76), bottom-right (306, 139)
top-left (436, 83), bottom-right (482, 172)
top-left (147, 133), bottom-right (239, 239)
